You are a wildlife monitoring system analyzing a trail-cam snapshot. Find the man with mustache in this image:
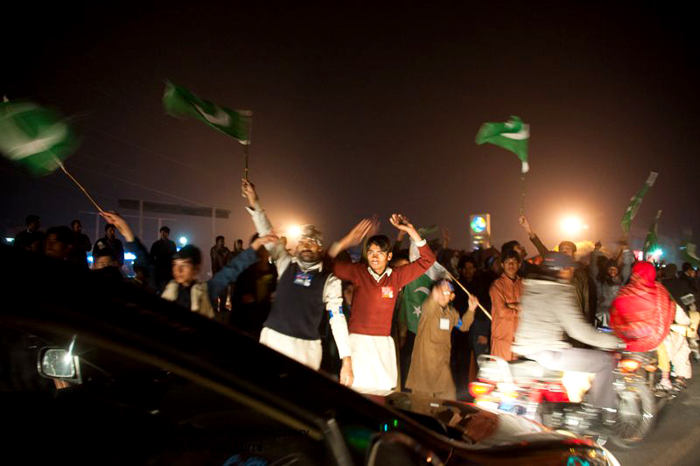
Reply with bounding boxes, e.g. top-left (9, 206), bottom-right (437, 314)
top-left (242, 179), bottom-right (354, 386)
